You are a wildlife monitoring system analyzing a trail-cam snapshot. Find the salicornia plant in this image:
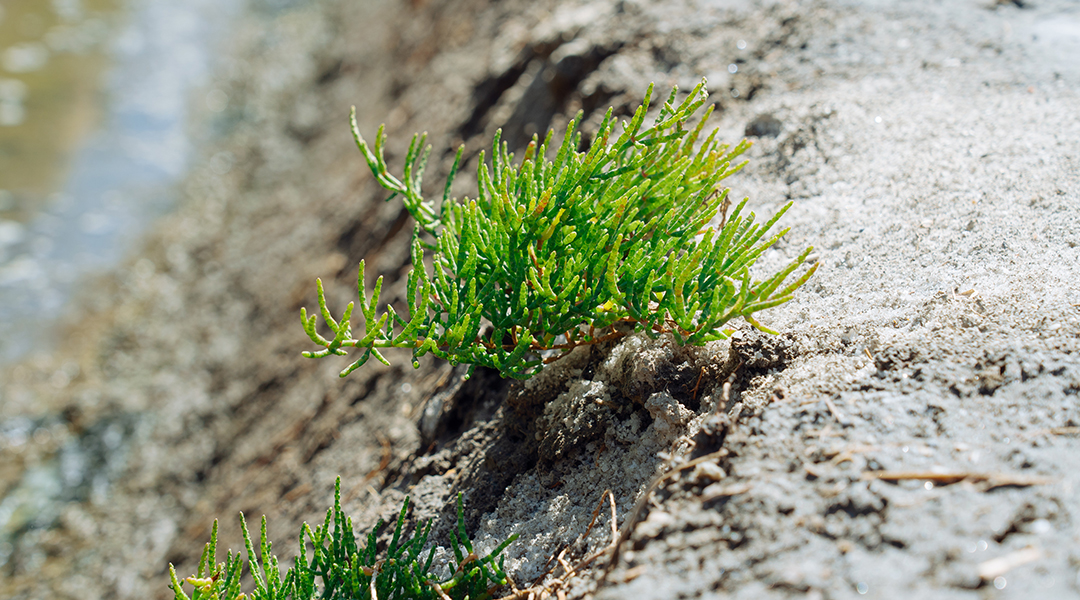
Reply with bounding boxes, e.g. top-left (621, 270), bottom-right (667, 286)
top-left (168, 479), bottom-right (517, 600)
top-left (301, 79), bottom-right (816, 379)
